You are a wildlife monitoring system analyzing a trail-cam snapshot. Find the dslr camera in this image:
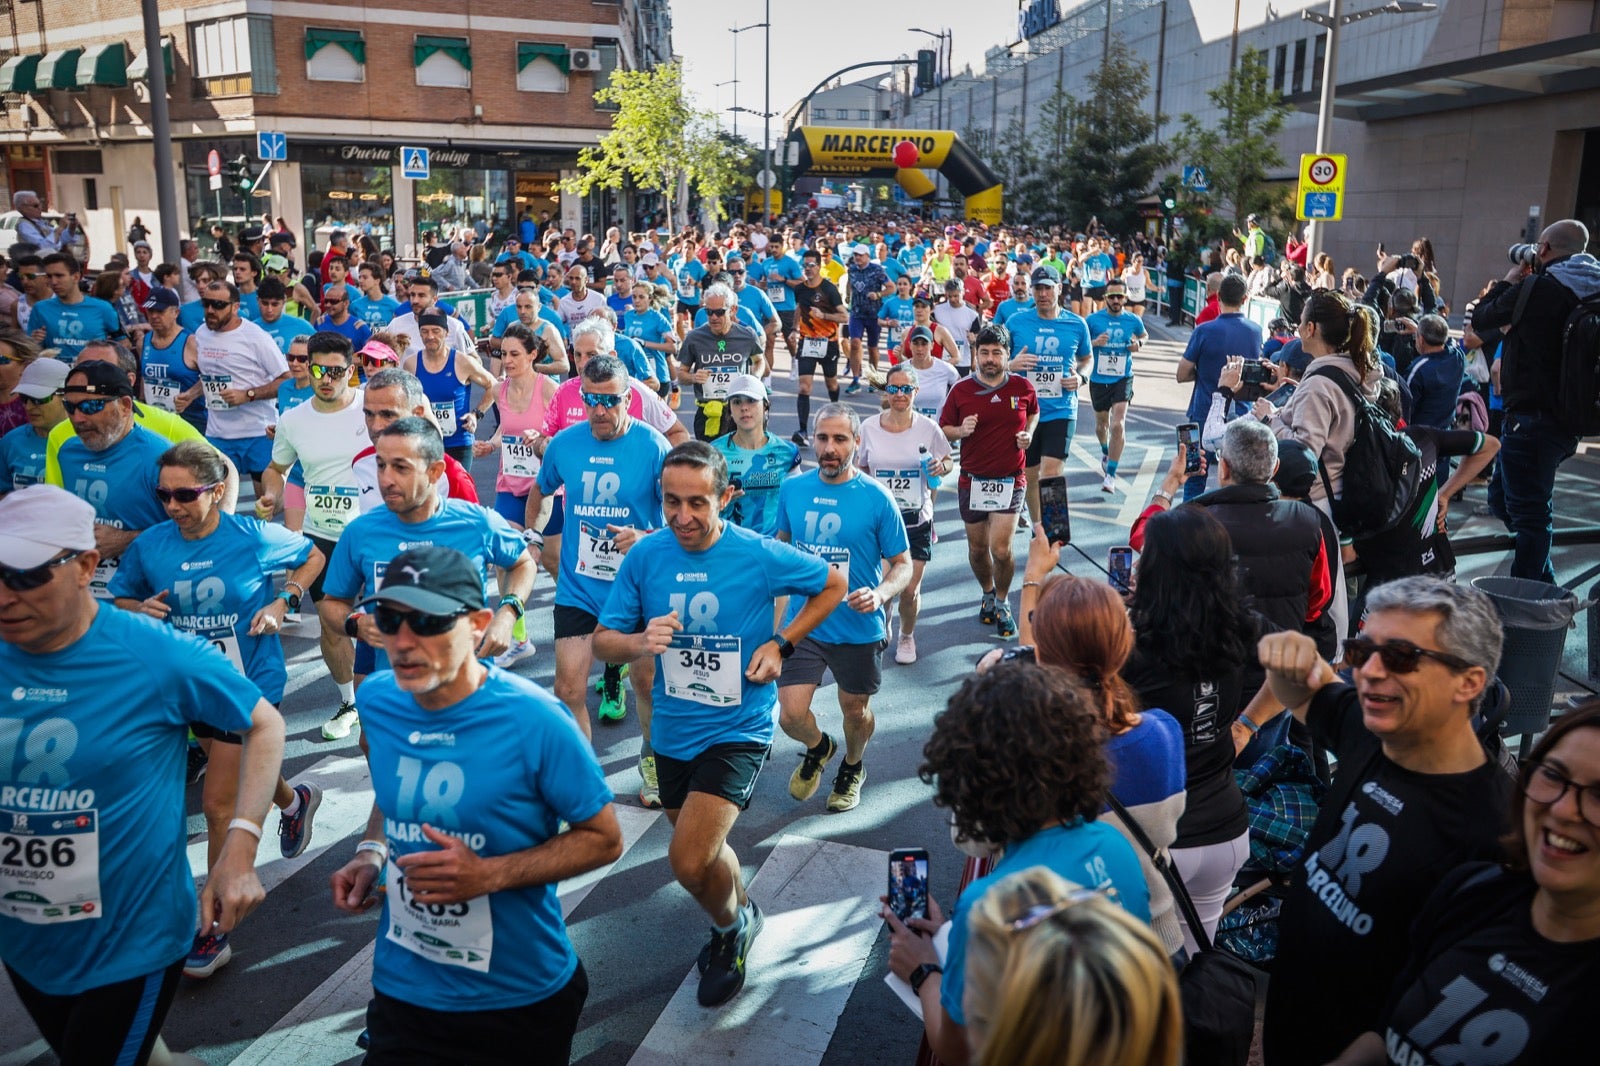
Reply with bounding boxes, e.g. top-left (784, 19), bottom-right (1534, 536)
top-left (1507, 243), bottom-right (1541, 268)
